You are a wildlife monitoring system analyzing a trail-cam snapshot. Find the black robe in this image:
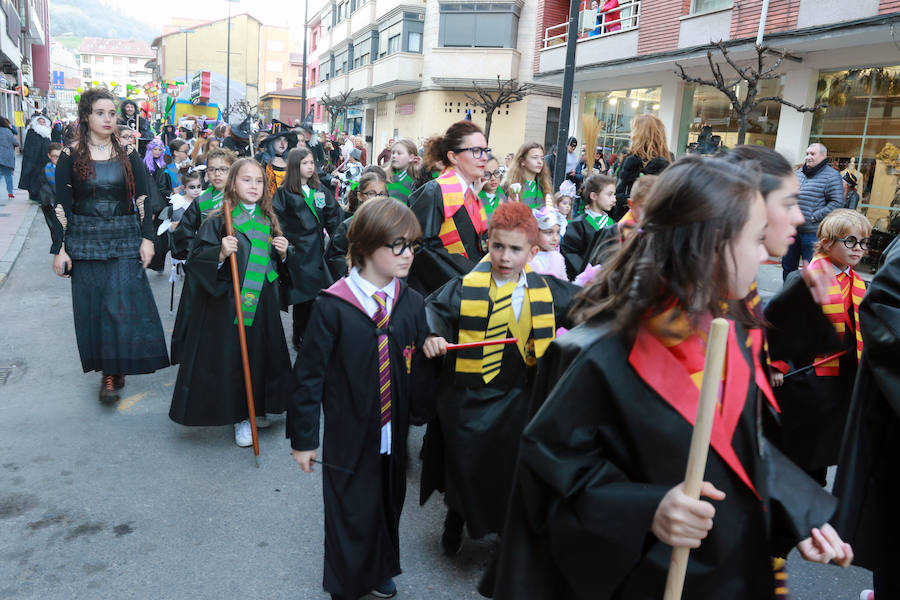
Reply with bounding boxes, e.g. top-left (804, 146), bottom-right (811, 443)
top-left (560, 215), bottom-right (599, 280)
top-left (168, 214), bottom-right (292, 426)
top-left (491, 319), bottom-right (837, 600)
top-left (146, 167), bottom-right (173, 272)
top-left (324, 216), bottom-right (351, 281)
top-left (272, 185), bottom-right (343, 306)
top-left (18, 129), bottom-right (50, 198)
top-left (420, 273), bottom-right (579, 539)
top-left (287, 279), bottom-right (436, 599)
top-left (169, 196), bottom-right (217, 365)
top-left (833, 245), bottom-right (900, 574)
top-left (407, 179), bottom-right (485, 296)
top-left (764, 271), bottom-right (857, 472)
